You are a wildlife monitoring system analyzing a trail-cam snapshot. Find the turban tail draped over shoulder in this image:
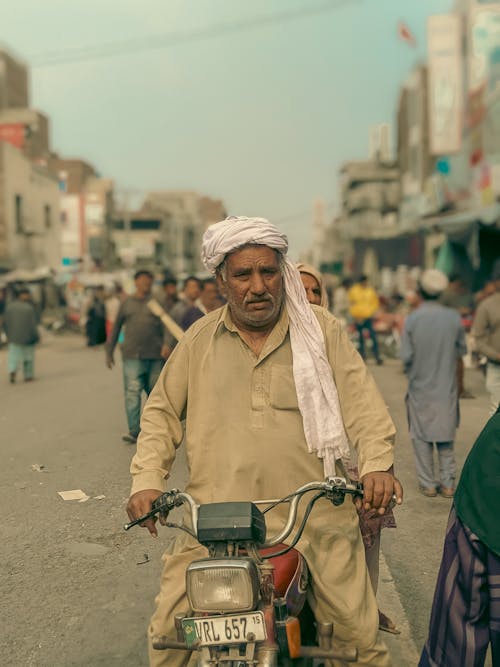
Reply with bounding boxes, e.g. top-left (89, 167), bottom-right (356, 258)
top-left (201, 216), bottom-right (350, 474)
